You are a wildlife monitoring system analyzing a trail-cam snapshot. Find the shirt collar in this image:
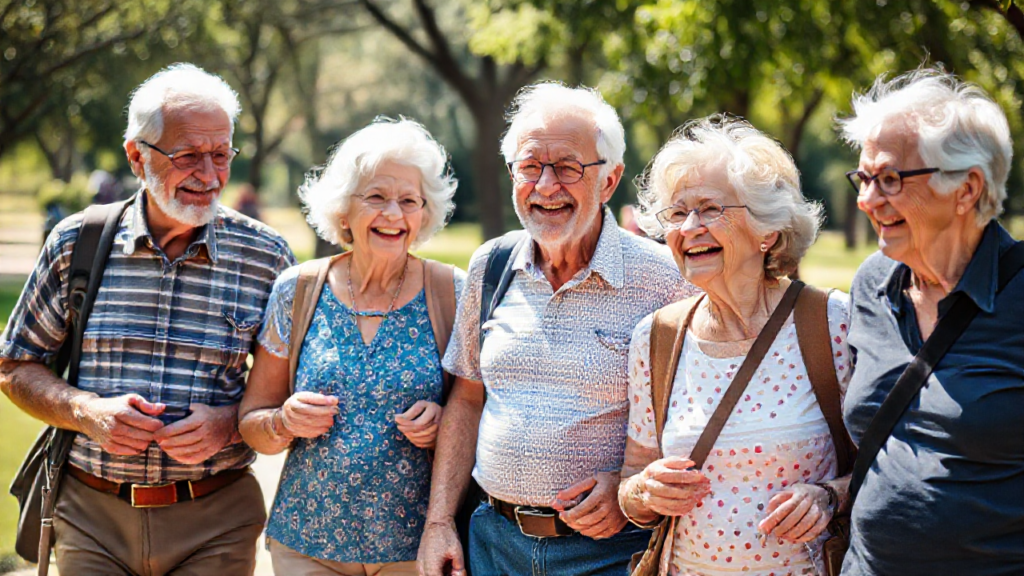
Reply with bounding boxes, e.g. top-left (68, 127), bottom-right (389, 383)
top-left (123, 189), bottom-right (218, 263)
top-left (512, 206), bottom-right (625, 290)
top-left (876, 220), bottom-right (1002, 315)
